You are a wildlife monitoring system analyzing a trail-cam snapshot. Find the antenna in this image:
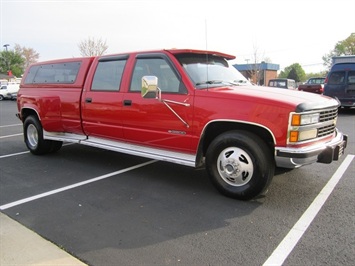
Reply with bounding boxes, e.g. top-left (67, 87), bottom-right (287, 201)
top-left (205, 19), bottom-right (209, 89)
top-left (205, 19), bottom-right (208, 51)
